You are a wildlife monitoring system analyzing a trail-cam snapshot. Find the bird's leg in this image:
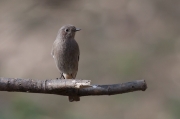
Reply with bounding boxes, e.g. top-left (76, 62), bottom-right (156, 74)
top-left (71, 74), bottom-right (75, 79)
top-left (60, 73), bottom-right (65, 79)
